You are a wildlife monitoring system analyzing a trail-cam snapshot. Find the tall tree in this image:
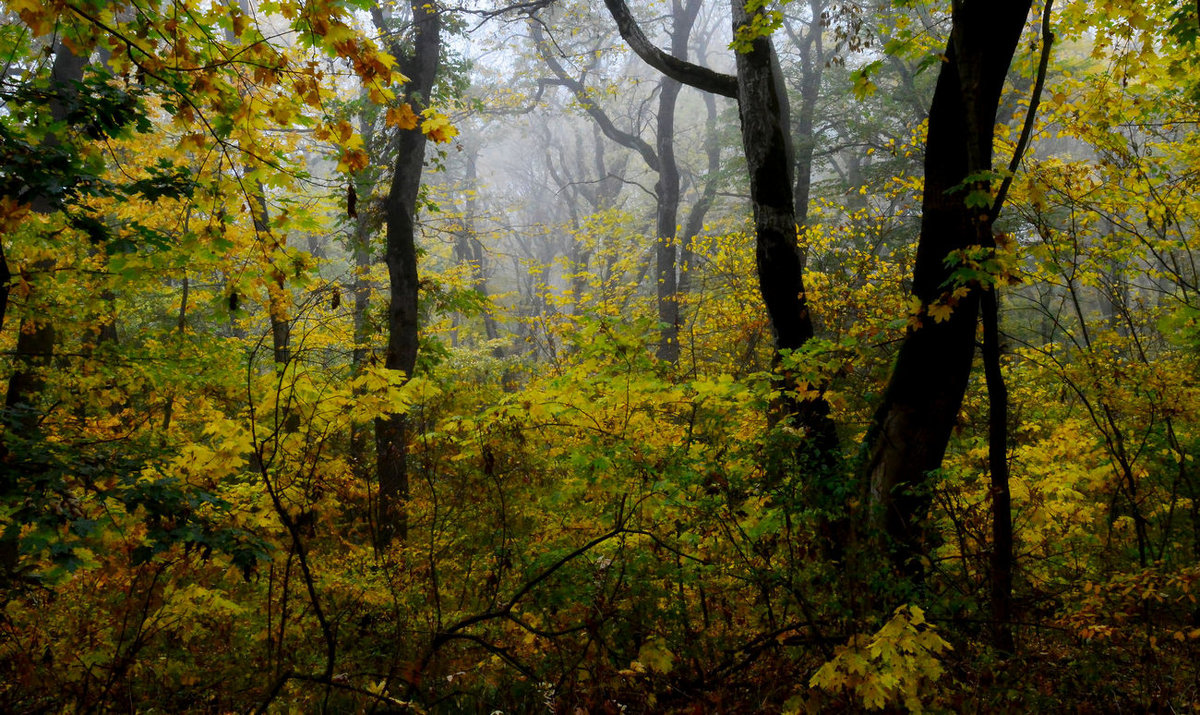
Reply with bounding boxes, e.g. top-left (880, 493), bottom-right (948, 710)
top-left (0, 40), bottom-right (86, 579)
top-left (373, 0), bottom-right (442, 546)
top-left (860, 0), bottom-right (1034, 572)
top-left (532, 0), bottom-right (703, 362)
top-left (601, 0), bottom-right (838, 455)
